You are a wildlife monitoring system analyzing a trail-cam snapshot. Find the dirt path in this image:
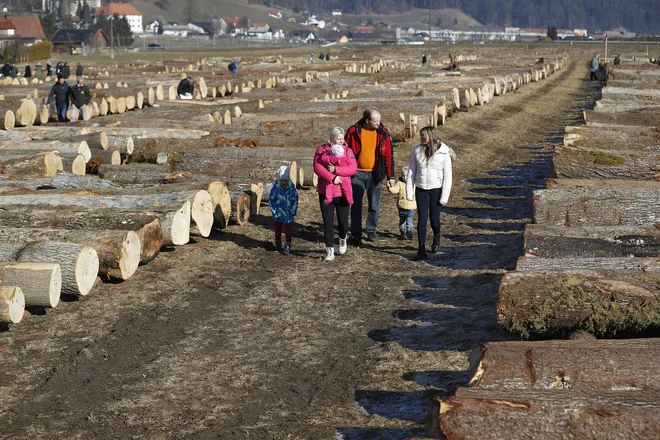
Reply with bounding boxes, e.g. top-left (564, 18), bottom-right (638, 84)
top-left (0, 57), bottom-right (598, 440)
